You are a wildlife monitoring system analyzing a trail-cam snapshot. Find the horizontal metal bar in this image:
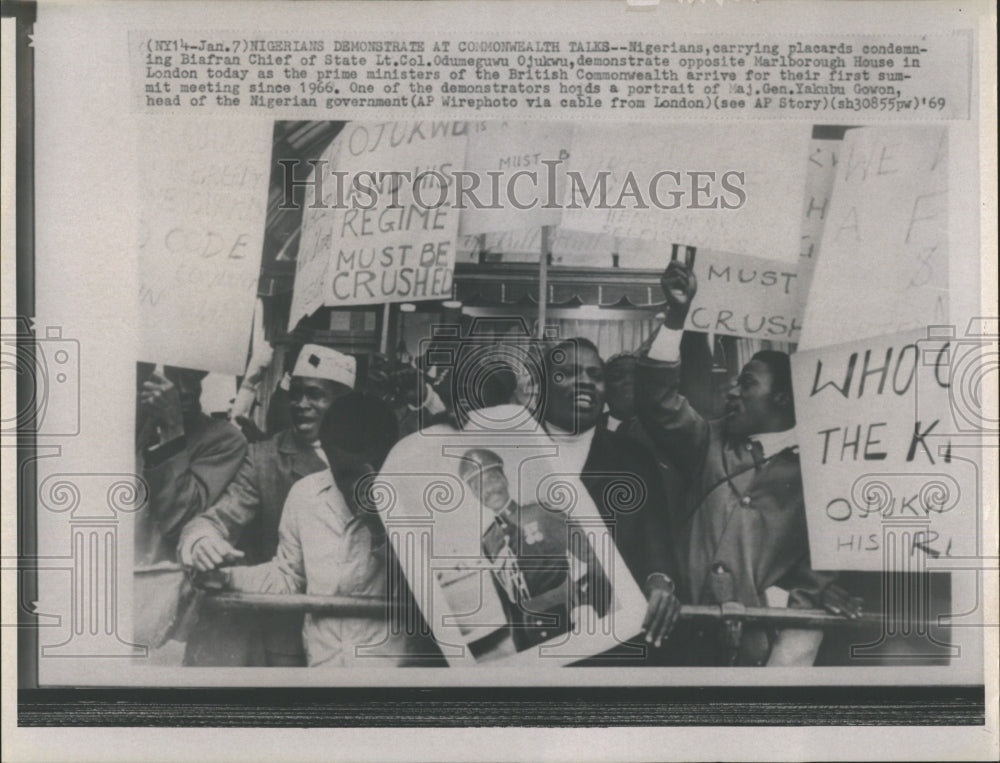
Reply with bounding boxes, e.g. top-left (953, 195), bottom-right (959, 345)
top-left (202, 591), bottom-right (895, 628)
top-left (204, 592), bottom-right (389, 618)
top-left (681, 604), bottom-right (887, 628)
